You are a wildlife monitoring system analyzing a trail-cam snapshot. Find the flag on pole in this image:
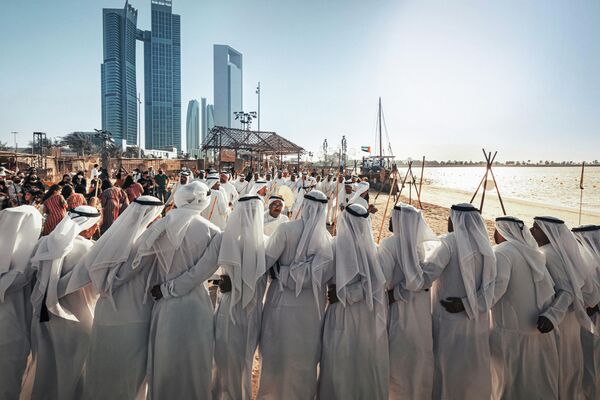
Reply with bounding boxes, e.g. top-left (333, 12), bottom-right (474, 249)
top-left (361, 146), bottom-right (371, 153)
